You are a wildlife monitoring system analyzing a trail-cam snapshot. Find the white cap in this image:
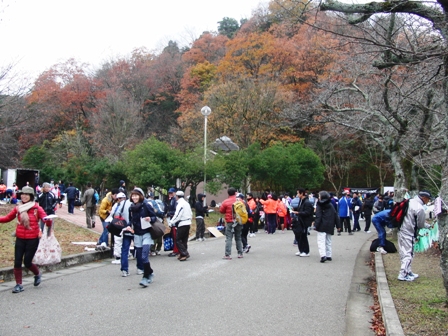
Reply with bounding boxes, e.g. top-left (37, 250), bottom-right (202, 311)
top-left (116, 192), bottom-right (126, 198)
top-left (176, 190), bottom-right (184, 197)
